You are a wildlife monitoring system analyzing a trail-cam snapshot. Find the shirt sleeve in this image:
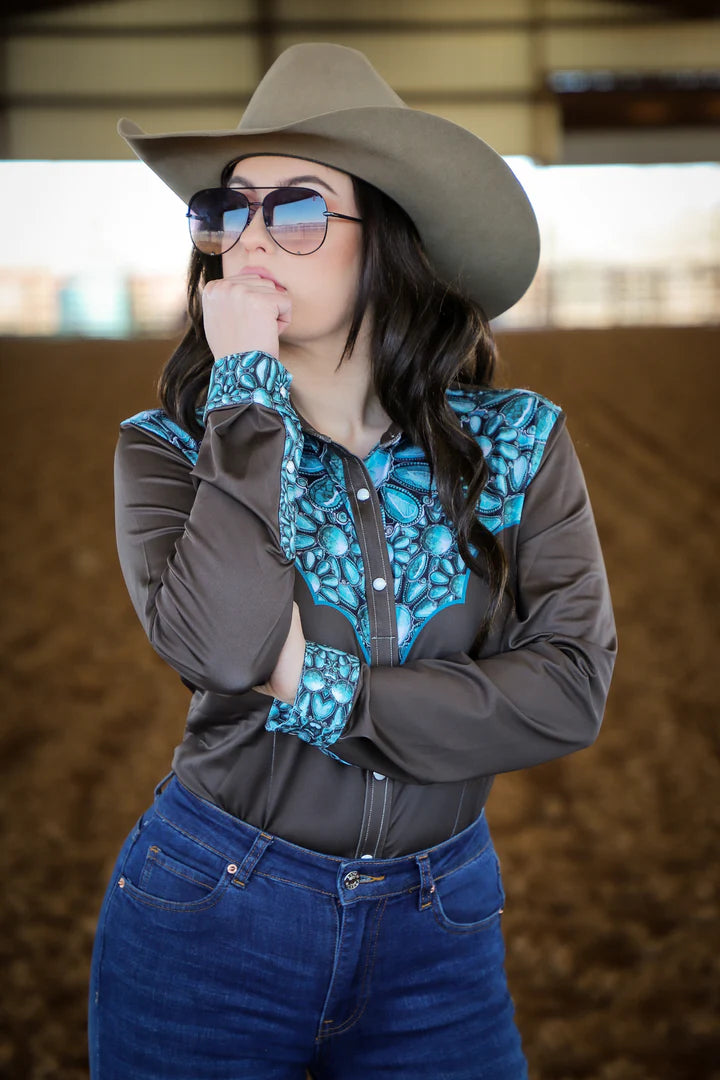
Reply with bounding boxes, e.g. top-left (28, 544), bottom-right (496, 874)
top-left (268, 418), bottom-right (618, 784)
top-left (114, 350), bottom-right (305, 693)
